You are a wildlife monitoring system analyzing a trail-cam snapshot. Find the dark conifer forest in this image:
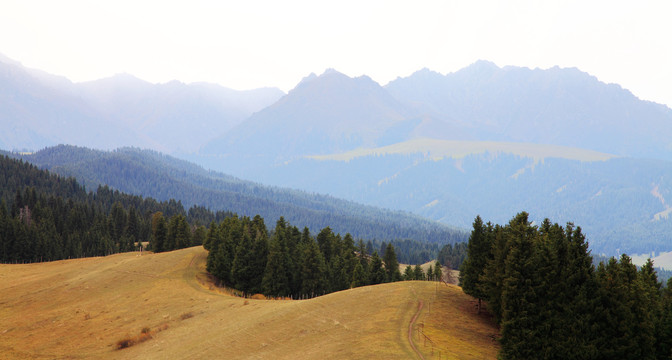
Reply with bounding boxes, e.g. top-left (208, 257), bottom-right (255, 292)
top-left (0, 155), bottom-right (225, 262)
top-left (203, 215), bottom-right (448, 298)
top-left (460, 212), bottom-right (672, 360)
top-left (0, 155), bottom-right (452, 268)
